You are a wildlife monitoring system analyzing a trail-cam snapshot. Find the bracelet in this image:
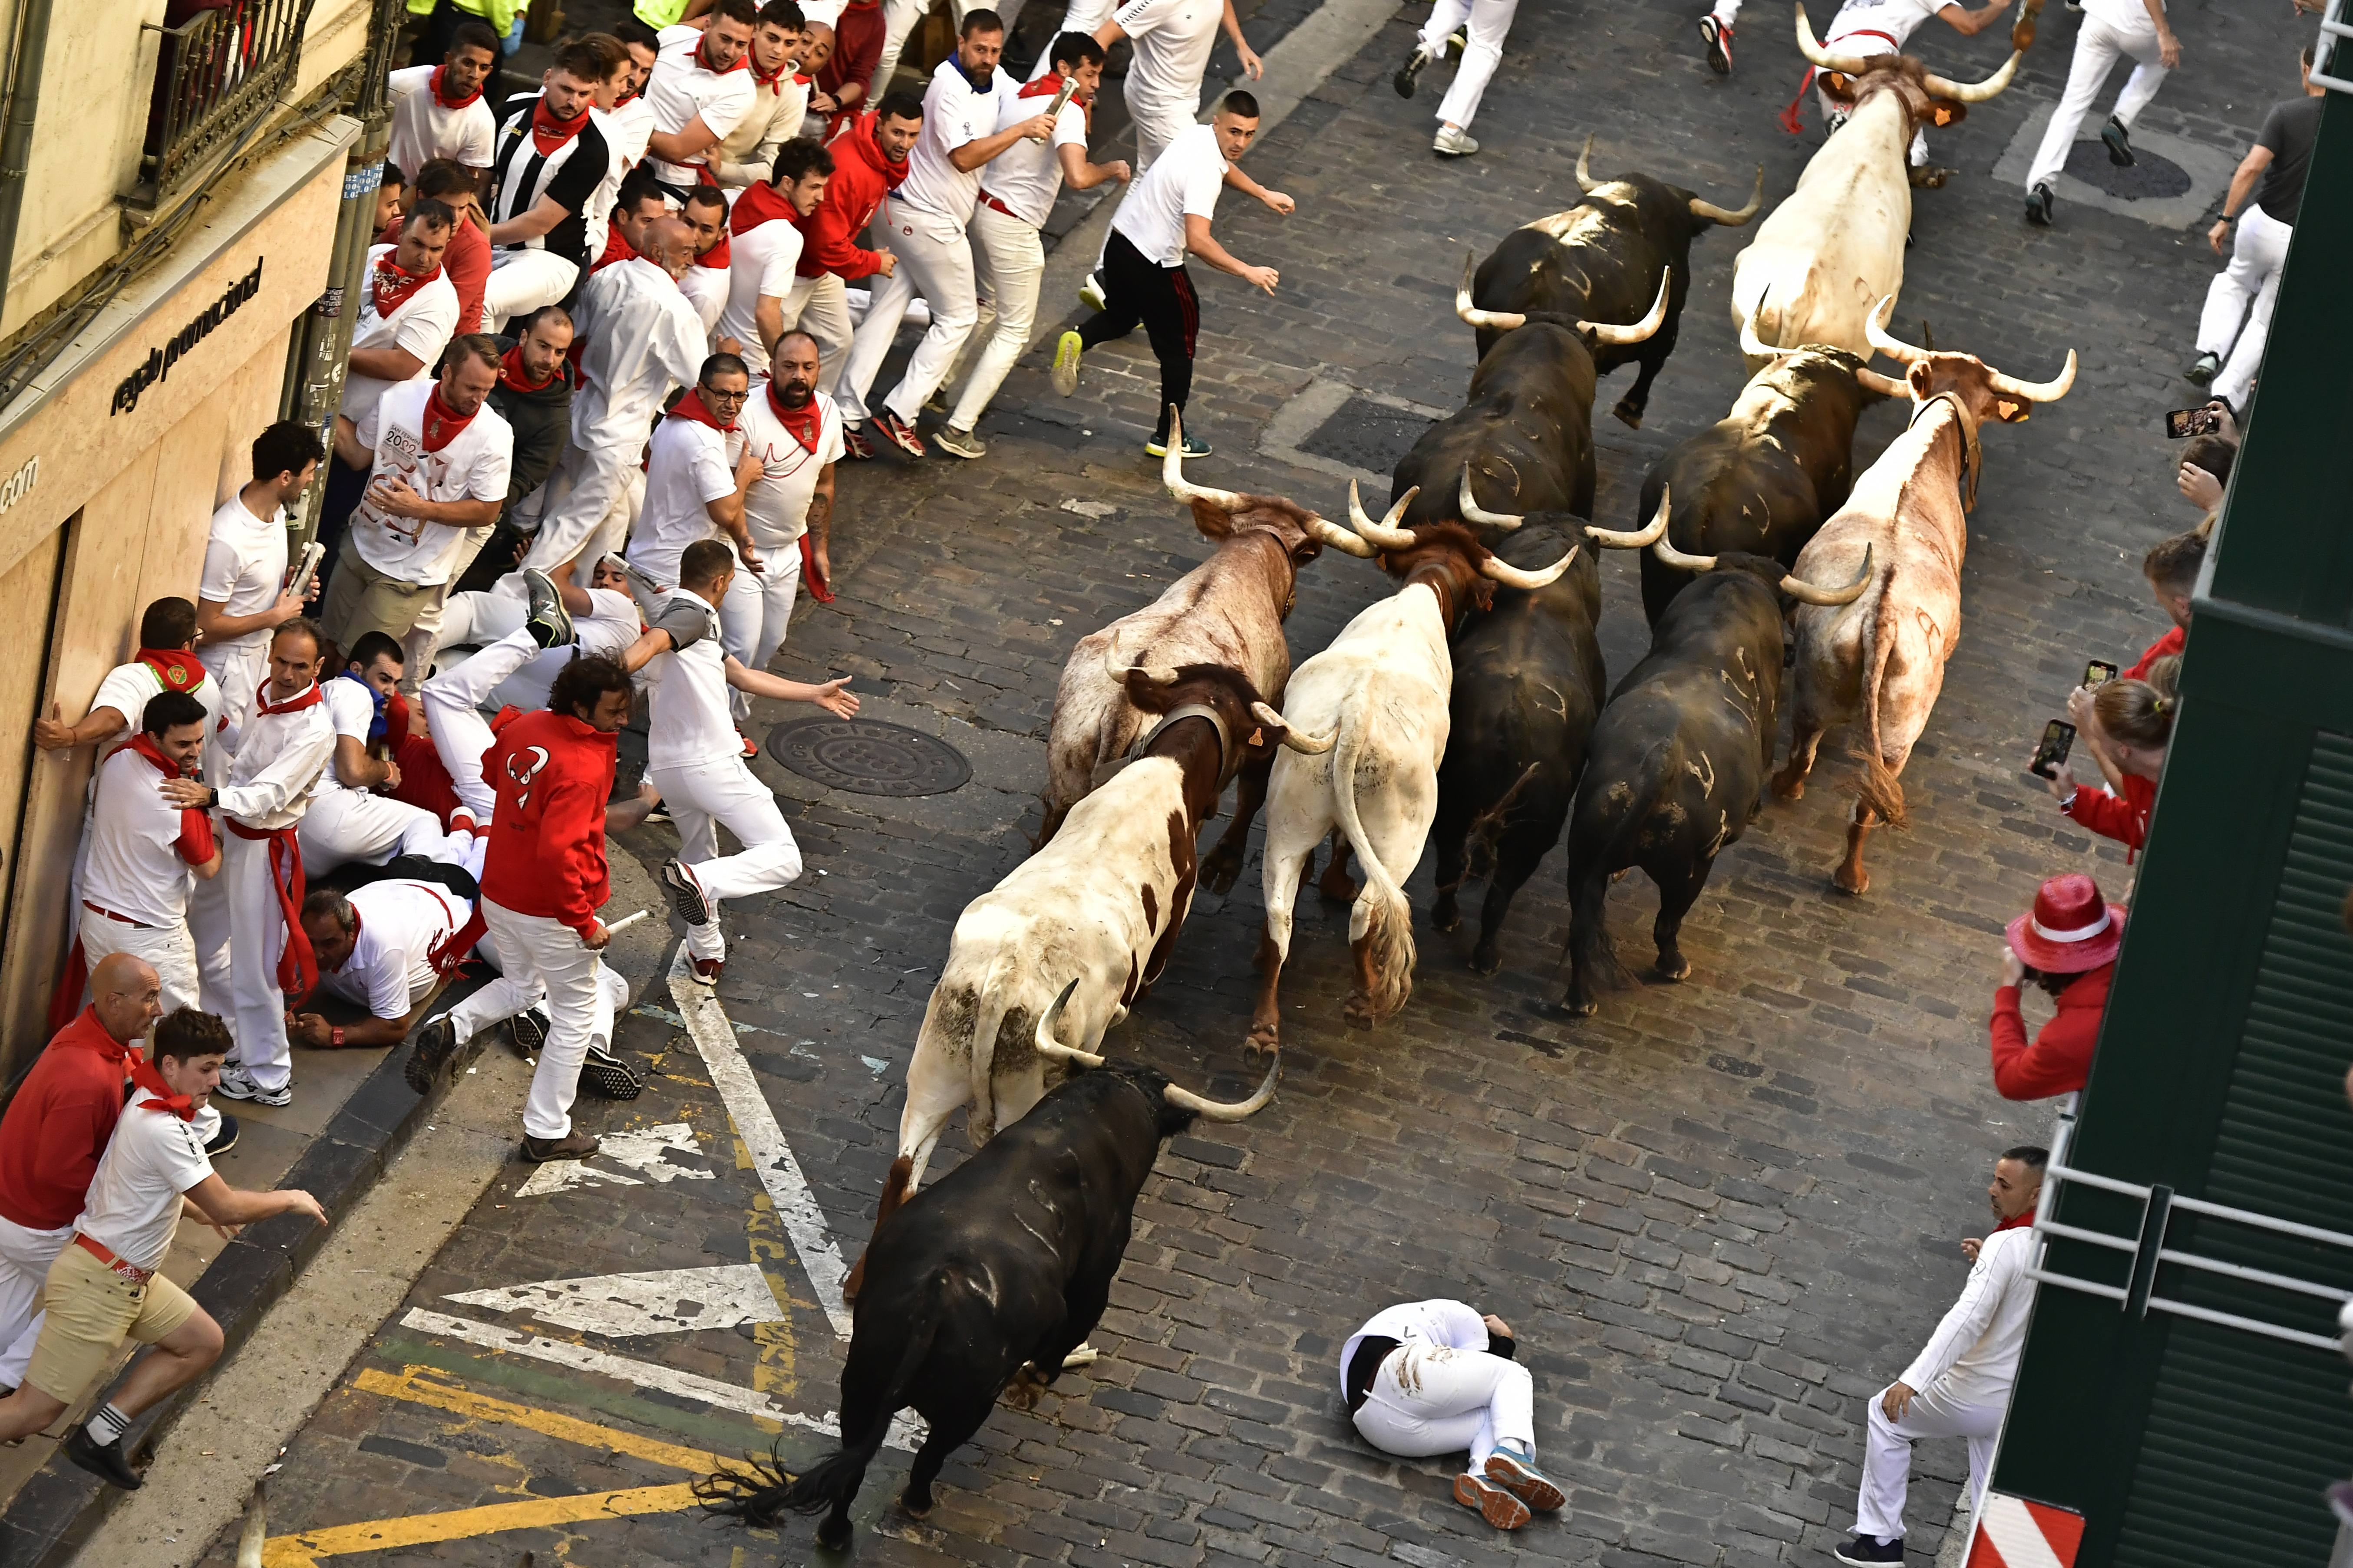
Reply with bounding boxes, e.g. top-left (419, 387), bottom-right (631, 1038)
top-left (331, 1026), bottom-right (345, 1047)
